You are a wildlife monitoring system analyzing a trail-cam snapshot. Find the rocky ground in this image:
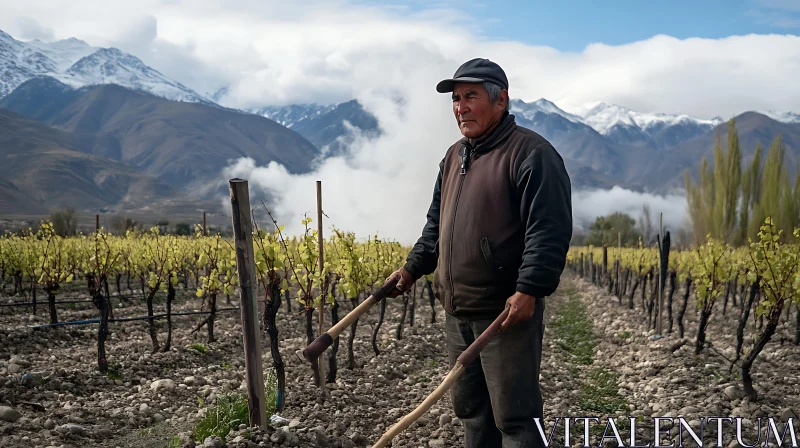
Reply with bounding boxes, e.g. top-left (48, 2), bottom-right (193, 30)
top-left (569, 274), bottom-right (800, 448)
top-left (0, 274), bottom-right (798, 448)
